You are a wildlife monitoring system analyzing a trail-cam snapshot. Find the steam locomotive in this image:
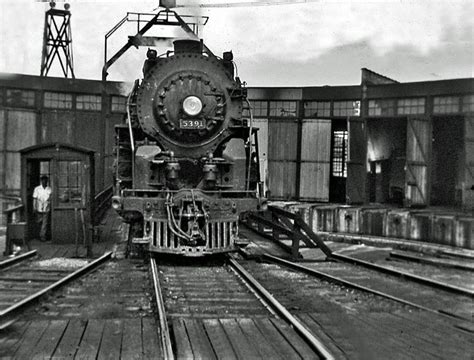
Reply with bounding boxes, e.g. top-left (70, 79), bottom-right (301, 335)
top-left (112, 39), bottom-right (264, 256)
